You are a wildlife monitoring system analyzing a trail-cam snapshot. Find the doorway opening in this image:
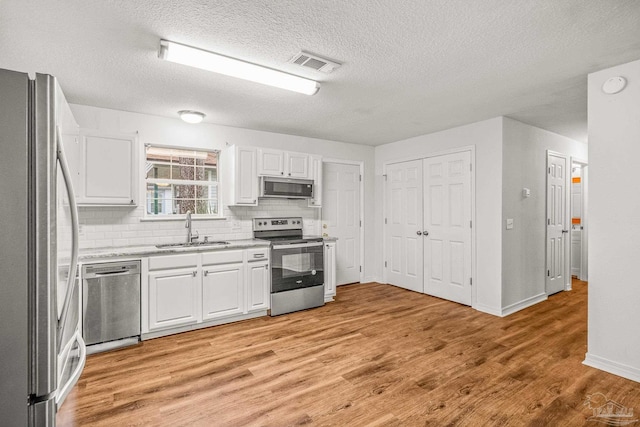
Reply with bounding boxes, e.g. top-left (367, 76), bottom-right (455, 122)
top-left (571, 159), bottom-right (588, 283)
